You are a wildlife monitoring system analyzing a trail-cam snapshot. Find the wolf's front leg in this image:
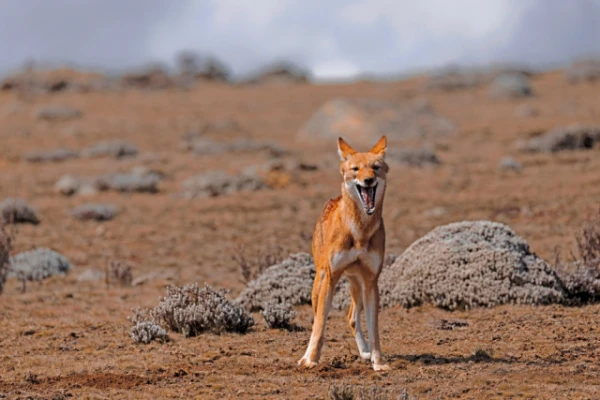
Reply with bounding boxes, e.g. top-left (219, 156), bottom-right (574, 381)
top-left (298, 273), bottom-right (336, 368)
